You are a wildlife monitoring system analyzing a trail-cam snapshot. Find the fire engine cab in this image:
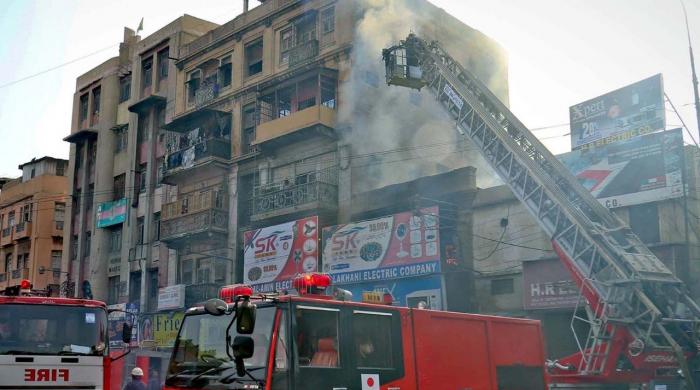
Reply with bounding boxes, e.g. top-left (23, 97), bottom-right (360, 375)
top-left (164, 273), bottom-right (546, 390)
top-left (0, 280), bottom-right (133, 390)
